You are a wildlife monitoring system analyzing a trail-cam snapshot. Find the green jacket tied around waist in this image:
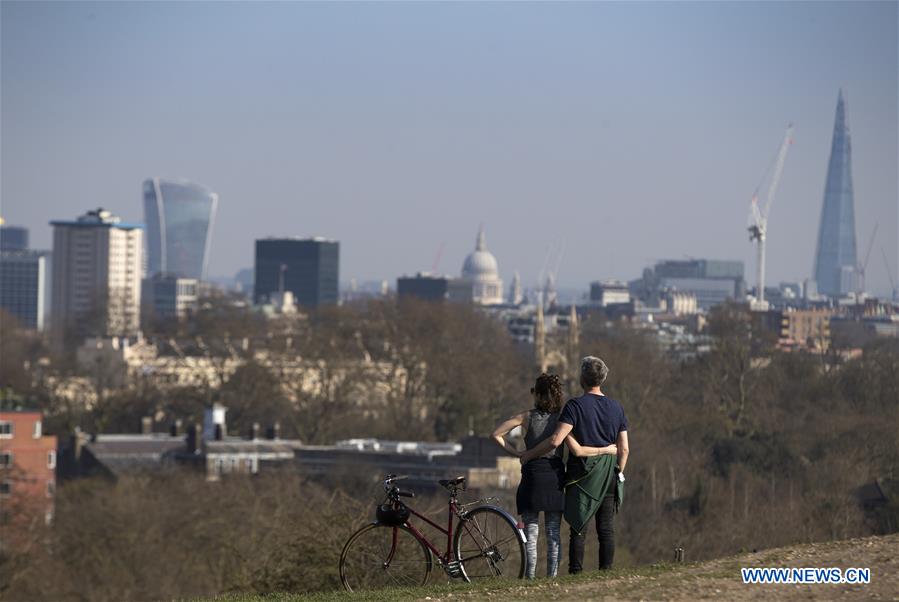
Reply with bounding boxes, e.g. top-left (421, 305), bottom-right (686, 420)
top-left (564, 454), bottom-right (624, 535)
